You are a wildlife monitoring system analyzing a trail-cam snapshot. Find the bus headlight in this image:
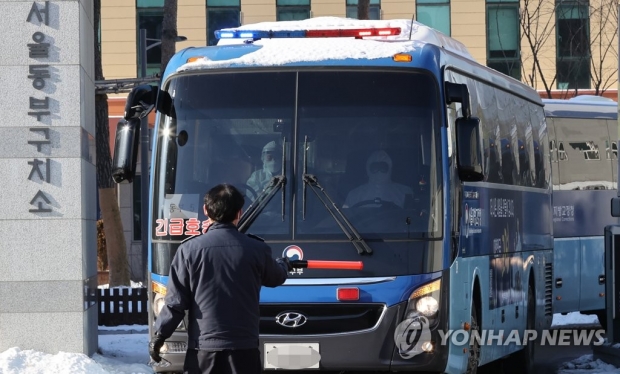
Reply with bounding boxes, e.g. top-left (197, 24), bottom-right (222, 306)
top-left (153, 292), bottom-right (166, 318)
top-left (405, 278), bottom-right (441, 322)
top-left (152, 281), bottom-right (167, 318)
top-left (416, 296), bottom-right (439, 316)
